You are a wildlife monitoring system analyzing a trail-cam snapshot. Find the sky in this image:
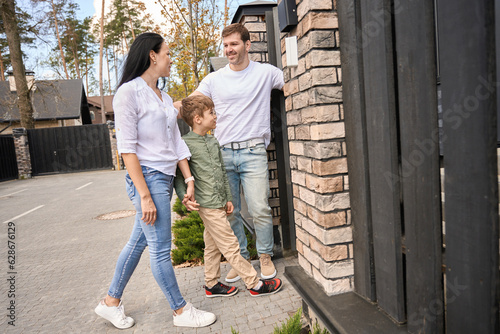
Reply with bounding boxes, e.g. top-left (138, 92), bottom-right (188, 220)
top-left (16, 0), bottom-right (245, 88)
